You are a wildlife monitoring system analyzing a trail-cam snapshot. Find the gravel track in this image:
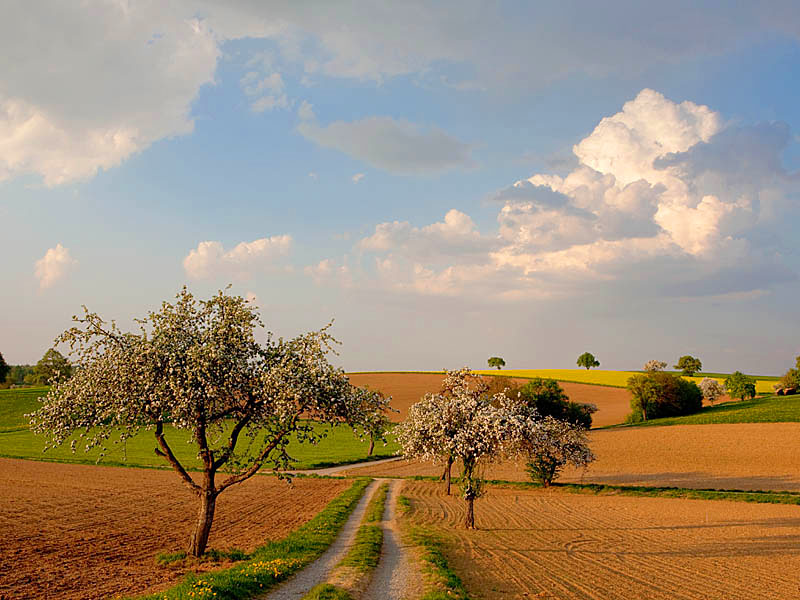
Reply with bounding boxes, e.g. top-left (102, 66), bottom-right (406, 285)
top-left (362, 479), bottom-right (422, 600)
top-left (260, 480), bottom-right (380, 600)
